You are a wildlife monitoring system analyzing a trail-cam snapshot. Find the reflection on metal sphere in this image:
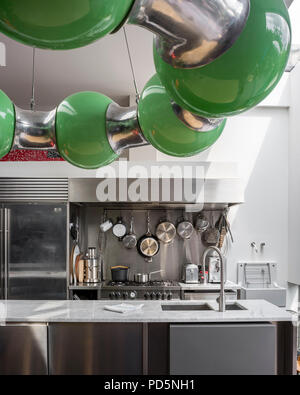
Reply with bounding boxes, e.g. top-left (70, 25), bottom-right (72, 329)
top-left (171, 102), bottom-right (224, 132)
top-left (106, 102), bottom-right (148, 155)
top-left (128, 0), bottom-right (250, 69)
top-left (13, 107), bottom-right (57, 151)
